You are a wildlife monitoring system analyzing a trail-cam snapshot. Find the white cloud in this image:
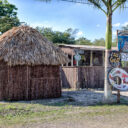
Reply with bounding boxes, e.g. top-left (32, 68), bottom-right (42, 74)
top-left (122, 22), bottom-right (128, 27)
top-left (77, 31), bottom-right (83, 36)
top-left (76, 31), bottom-right (84, 39)
top-left (113, 23), bottom-right (121, 27)
top-left (96, 24), bottom-right (100, 27)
